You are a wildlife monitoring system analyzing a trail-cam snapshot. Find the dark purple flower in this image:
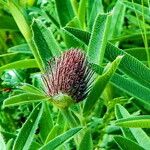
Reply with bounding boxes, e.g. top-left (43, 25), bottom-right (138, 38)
top-left (42, 49), bottom-right (95, 103)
